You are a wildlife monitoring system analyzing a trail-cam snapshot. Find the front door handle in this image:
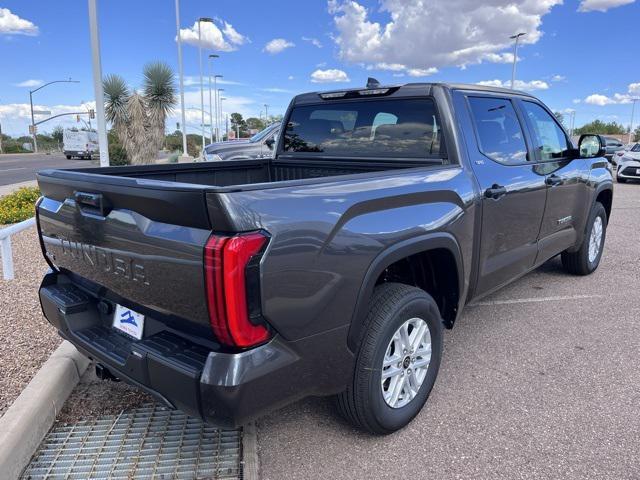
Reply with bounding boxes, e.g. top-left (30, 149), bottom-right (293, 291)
top-left (546, 174), bottom-right (563, 186)
top-left (484, 184), bottom-right (507, 199)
